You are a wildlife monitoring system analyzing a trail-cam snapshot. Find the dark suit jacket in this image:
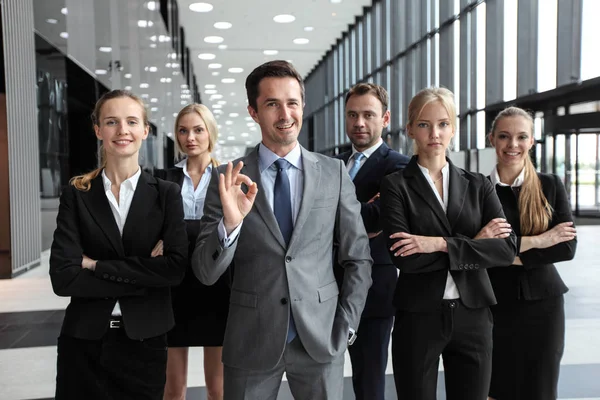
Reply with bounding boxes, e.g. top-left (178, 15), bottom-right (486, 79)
top-left (380, 156), bottom-right (517, 312)
top-left (488, 173), bottom-right (576, 303)
top-left (50, 171), bottom-right (188, 340)
top-left (335, 142), bottom-right (409, 318)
